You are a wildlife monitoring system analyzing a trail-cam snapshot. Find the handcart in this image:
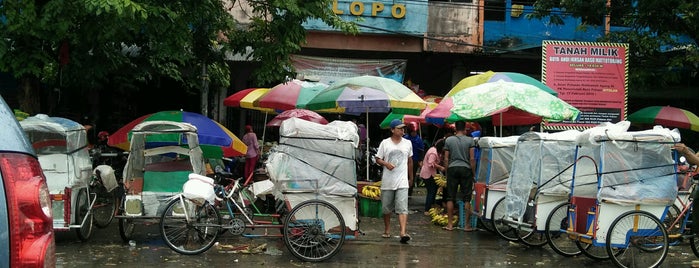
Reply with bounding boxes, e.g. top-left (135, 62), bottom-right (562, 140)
top-left (473, 135), bottom-right (519, 234)
top-left (19, 114), bottom-right (96, 241)
top-left (158, 117), bottom-right (360, 262)
top-left (118, 121), bottom-right (208, 242)
top-left (496, 129), bottom-right (584, 246)
top-left (547, 124), bottom-right (680, 268)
